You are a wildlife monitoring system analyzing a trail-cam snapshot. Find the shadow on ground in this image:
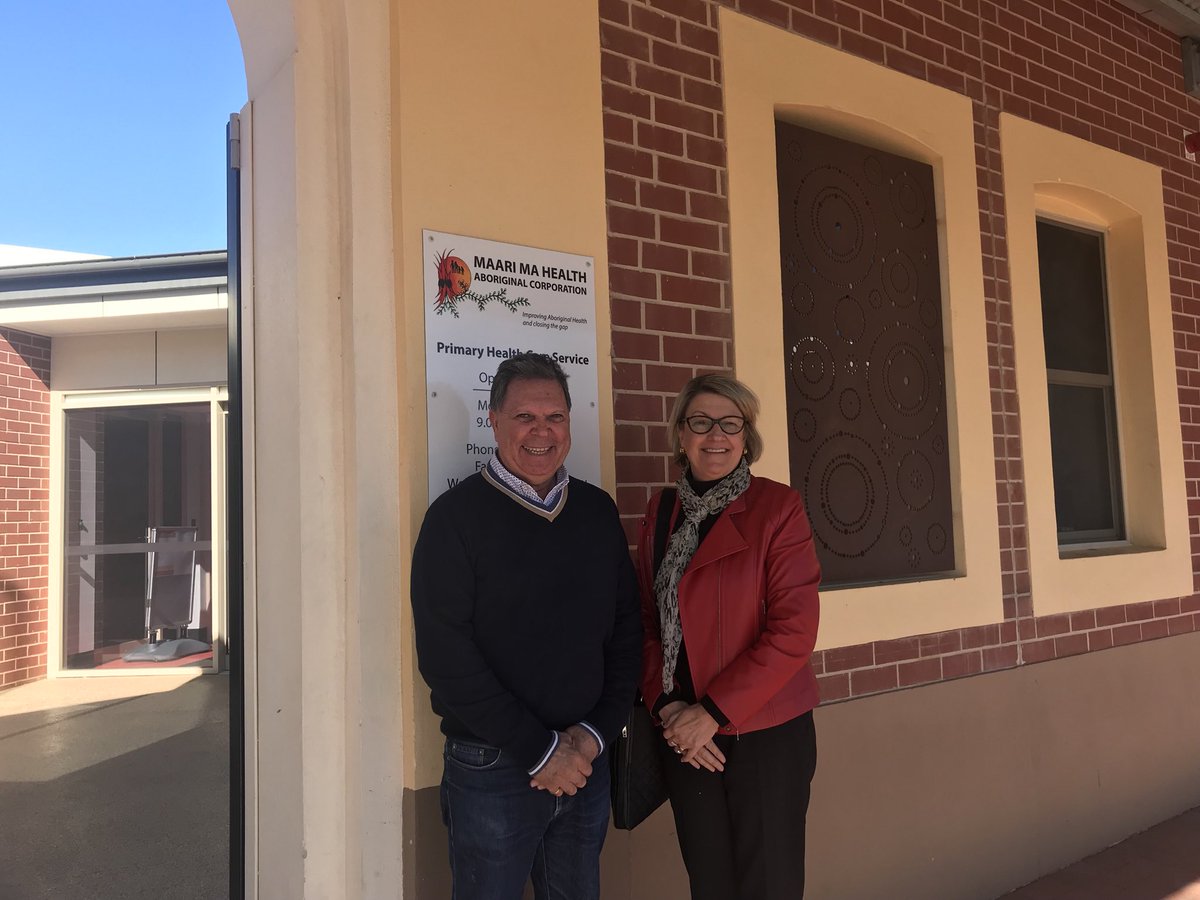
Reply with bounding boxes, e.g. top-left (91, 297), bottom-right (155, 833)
top-left (1002, 807), bottom-right (1200, 900)
top-left (0, 676), bottom-right (229, 900)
